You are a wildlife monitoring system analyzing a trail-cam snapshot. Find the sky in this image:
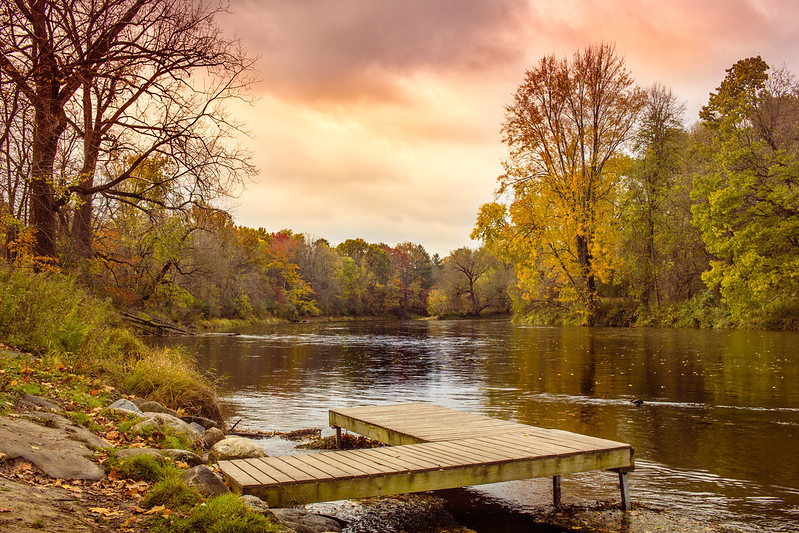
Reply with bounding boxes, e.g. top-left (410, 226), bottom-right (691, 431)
top-left (219, 0), bottom-right (799, 257)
